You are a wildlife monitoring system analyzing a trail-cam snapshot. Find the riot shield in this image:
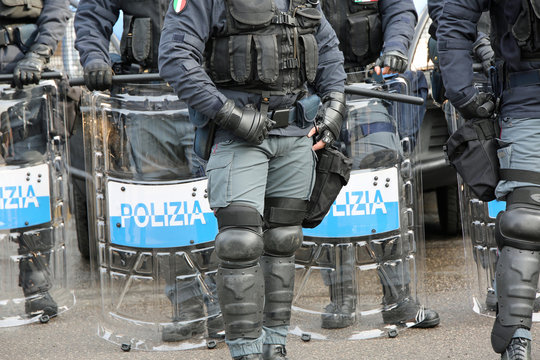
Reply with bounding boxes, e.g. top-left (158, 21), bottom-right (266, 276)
top-left (292, 75), bottom-right (427, 340)
top-left (446, 101), bottom-right (540, 318)
top-left (81, 83), bottom-right (223, 351)
top-left (0, 81), bottom-right (74, 326)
